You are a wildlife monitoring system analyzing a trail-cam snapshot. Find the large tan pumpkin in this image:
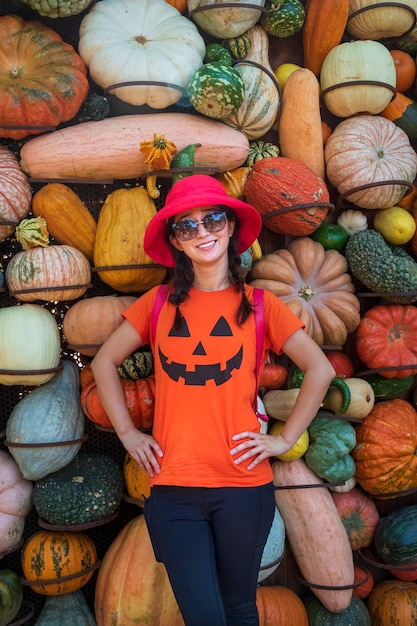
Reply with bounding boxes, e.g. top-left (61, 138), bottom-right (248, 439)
top-left (94, 515), bottom-right (184, 626)
top-left (62, 295), bottom-right (136, 357)
top-left (347, 0), bottom-right (417, 40)
top-left (325, 114), bottom-right (417, 209)
top-left (93, 187), bottom-right (167, 292)
top-left (249, 237), bottom-right (361, 346)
